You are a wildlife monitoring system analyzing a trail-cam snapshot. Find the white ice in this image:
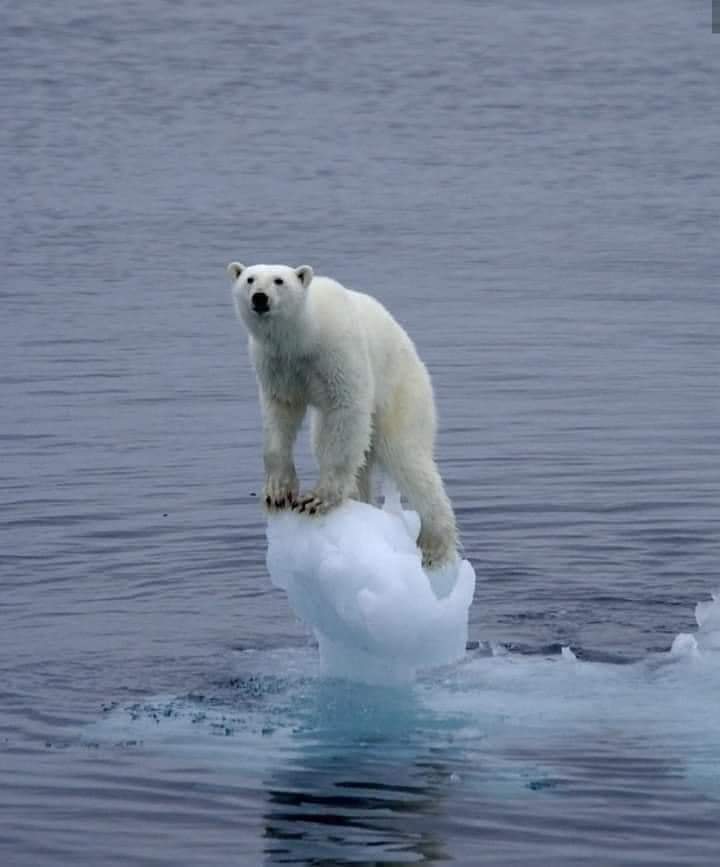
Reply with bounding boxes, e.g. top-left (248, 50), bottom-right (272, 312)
top-left (265, 497), bottom-right (476, 684)
top-left (671, 590), bottom-right (720, 657)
